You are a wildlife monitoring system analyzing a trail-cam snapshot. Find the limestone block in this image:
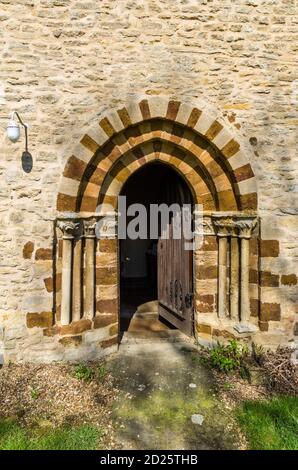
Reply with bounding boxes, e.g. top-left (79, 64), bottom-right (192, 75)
top-left (72, 143), bottom-right (94, 164)
top-left (97, 285), bottom-right (118, 299)
top-left (59, 176), bottom-right (80, 197)
top-left (194, 112), bottom-right (218, 136)
top-left (213, 128), bottom-right (234, 150)
top-left (83, 325), bottom-right (111, 343)
top-left (22, 295), bottom-right (52, 312)
top-left (237, 177), bottom-right (257, 195)
top-left (105, 111), bottom-right (125, 133)
top-left (125, 101), bottom-right (143, 125)
top-left (4, 325), bottom-right (27, 341)
top-left (147, 96), bottom-right (169, 119)
top-left (86, 126), bottom-right (110, 147)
